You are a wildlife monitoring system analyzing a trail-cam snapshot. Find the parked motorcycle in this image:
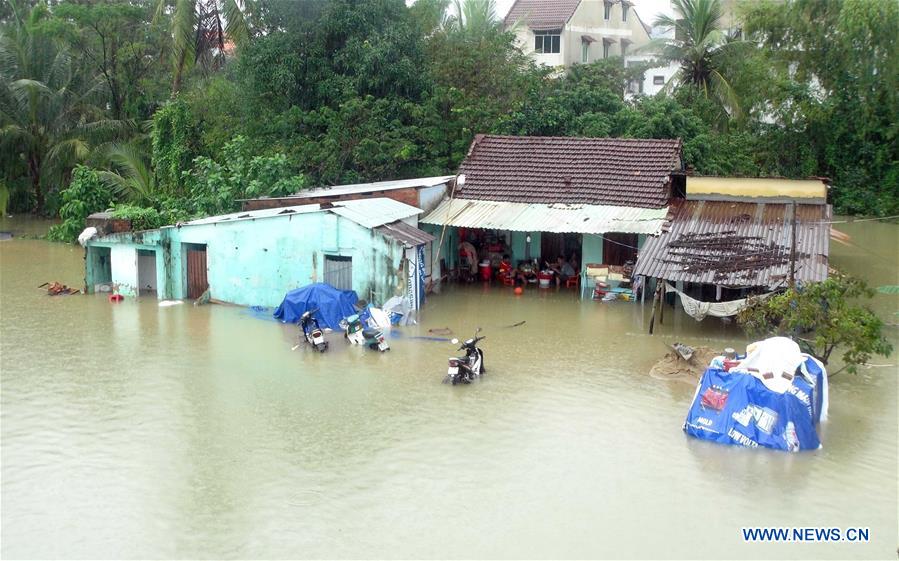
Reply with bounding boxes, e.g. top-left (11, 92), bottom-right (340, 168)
top-left (343, 314), bottom-right (390, 352)
top-left (443, 328), bottom-right (486, 385)
top-left (298, 309), bottom-right (328, 352)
